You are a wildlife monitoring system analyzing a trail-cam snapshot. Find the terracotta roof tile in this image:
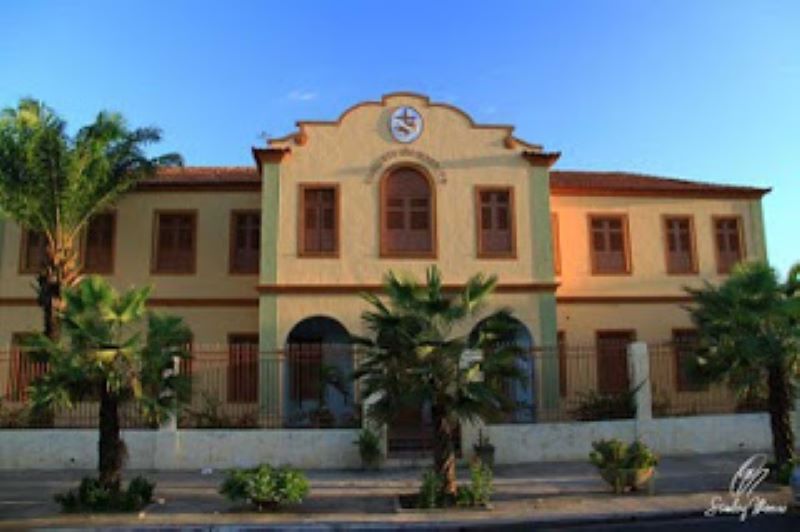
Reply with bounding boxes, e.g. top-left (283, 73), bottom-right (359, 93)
top-left (135, 166), bottom-right (770, 199)
top-left (136, 167), bottom-right (260, 190)
top-left (550, 170), bottom-right (770, 198)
